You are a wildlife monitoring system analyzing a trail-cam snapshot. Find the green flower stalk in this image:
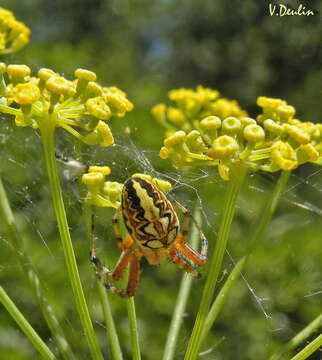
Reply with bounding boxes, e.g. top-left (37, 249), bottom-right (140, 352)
top-left (290, 333), bottom-right (322, 360)
top-left (0, 63), bottom-right (134, 360)
top-left (270, 312), bottom-right (322, 360)
top-left (83, 204), bottom-right (123, 360)
top-left (0, 8), bottom-right (30, 54)
top-left (163, 209), bottom-right (202, 360)
top-left (0, 286), bottom-right (56, 360)
top-left (184, 164), bottom-right (247, 359)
